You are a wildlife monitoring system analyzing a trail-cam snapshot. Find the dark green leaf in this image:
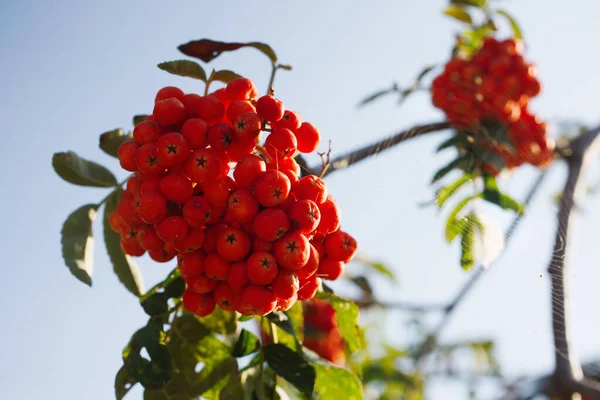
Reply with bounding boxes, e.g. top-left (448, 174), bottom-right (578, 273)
top-left (61, 204), bottom-right (98, 286)
top-left (315, 292), bottom-right (362, 352)
top-left (350, 276), bottom-right (373, 298)
top-left (266, 312), bottom-right (297, 337)
top-left (445, 196), bottom-right (475, 242)
top-left (321, 282), bottom-right (334, 293)
top-left (444, 5), bottom-right (473, 24)
top-left (460, 222), bottom-right (475, 270)
top-left (232, 329), bottom-right (260, 357)
top-left (52, 151), bottom-right (118, 187)
top-left (178, 39), bottom-right (277, 64)
top-left (431, 155), bottom-right (474, 183)
top-left (451, 0), bottom-right (486, 7)
top-left (104, 188), bottom-right (145, 296)
top-left (197, 307), bottom-right (237, 334)
top-left (285, 302), bottom-right (304, 342)
top-left (133, 115), bottom-right (149, 127)
top-left (212, 69), bottom-right (243, 84)
top-left (238, 314), bottom-right (254, 322)
top-left (482, 174), bottom-right (524, 214)
top-left (436, 174), bottom-right (473, 208)
top-left (163, 276), bottom-right (186, 298)
top-left (115, 365), bottom-right (137, 400)
top-left (264, 344), bottom-right (315, 397)
top-left (158, 60), bottom-right (207, 81)
top-left (141, 293), bottom-right (169, 316)
top-left (496, 9), bottom-right (523, 39)
top-left (358, 87), bottom-right (396, 108)
top-left (314, 363), bottom-right (363, 400)
top-left (99, 128), bottom-right (132, 158)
